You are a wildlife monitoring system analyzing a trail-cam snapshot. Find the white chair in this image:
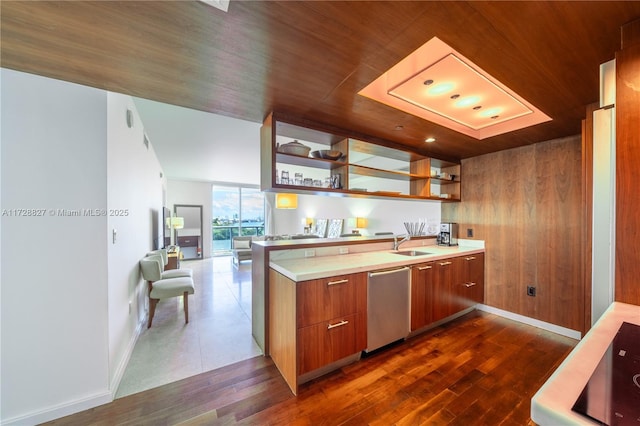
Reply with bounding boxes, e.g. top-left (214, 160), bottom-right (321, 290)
top-left (139, 256), bottom-right (195, 328)
top-left (231, 236), bottom-right (253, 267)
top-left (146, 249), bottom-right (192, 279)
